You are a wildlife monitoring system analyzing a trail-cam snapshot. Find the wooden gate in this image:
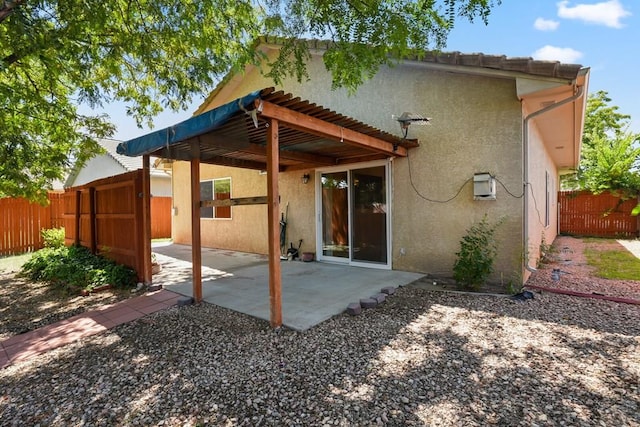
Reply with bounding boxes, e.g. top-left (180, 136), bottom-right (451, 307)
top-left (64, 170), bottom-right (150, 281)
top-left (559, 191), bottom-right (639, 237)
